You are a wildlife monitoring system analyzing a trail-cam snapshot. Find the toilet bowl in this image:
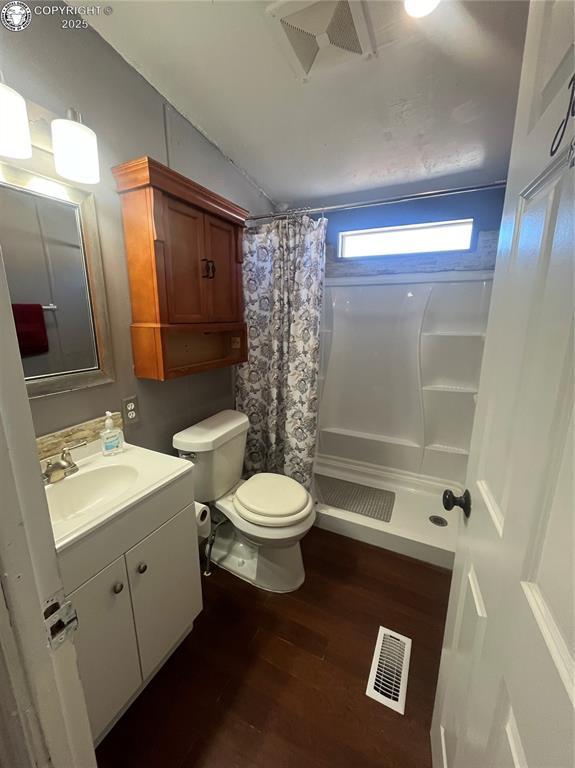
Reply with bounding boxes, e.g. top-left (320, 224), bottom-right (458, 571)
top-left (173, 410), bottom-right (315, 593)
